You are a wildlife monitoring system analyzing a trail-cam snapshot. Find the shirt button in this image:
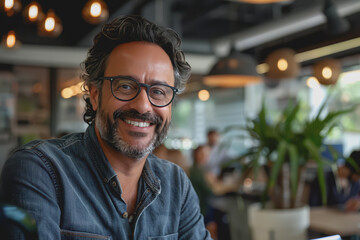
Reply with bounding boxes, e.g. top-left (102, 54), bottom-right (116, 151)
top-left (103, 178), bottom-right (108, 184)
top-left (146, 188), bottom-right (150, 192)
top-left (112, 181), bottom-right (117, 188)
top-left (122, 212), bottom-right (128, 218)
